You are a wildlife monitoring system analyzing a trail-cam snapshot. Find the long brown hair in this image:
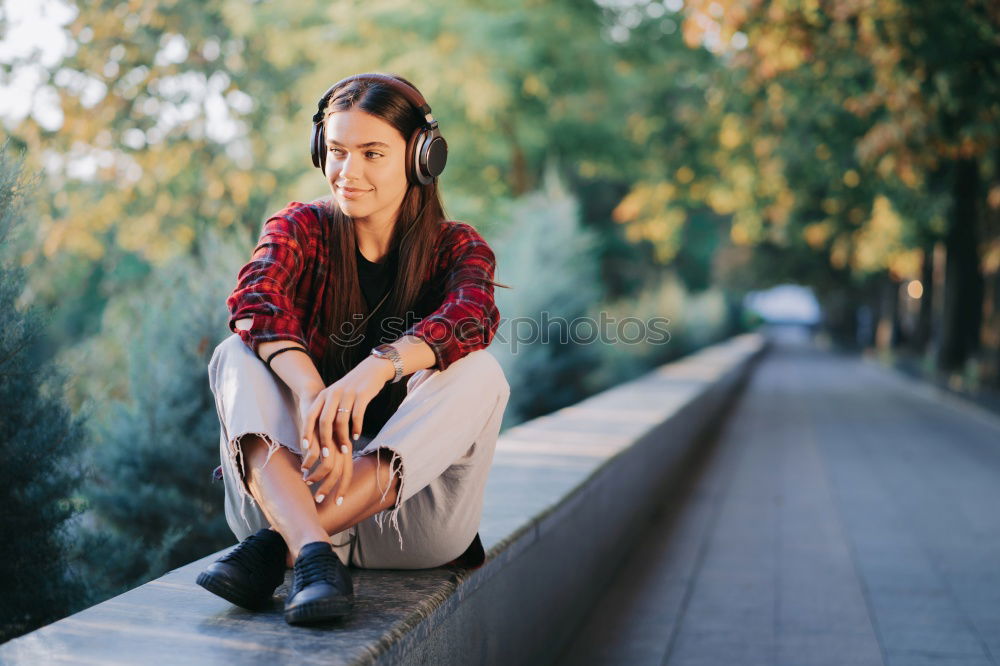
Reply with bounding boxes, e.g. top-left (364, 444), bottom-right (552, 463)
top-left (318, 76), bottom-right (448, 384)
